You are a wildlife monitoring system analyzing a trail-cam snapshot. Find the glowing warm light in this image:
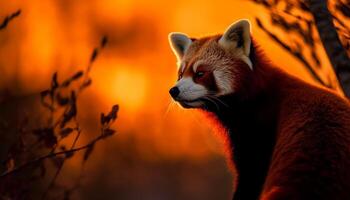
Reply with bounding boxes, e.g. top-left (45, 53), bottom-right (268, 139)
top-left (112, 68), bottom-right (147, 110)
top-left (92, 59), bottom-right (148, 113)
